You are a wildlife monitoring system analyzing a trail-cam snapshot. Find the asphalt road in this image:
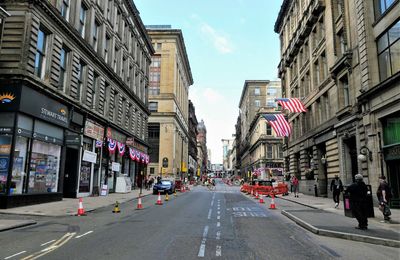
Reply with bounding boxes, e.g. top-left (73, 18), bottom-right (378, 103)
top-left (1, 179), bottom-right (399, 260)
